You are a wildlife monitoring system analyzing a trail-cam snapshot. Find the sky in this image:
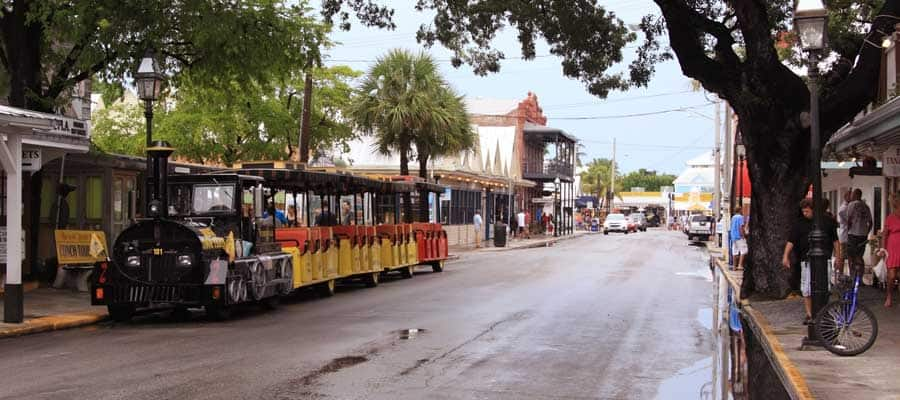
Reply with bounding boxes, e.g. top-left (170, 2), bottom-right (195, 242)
top-left (319, 1), bottom-right (718, 175)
